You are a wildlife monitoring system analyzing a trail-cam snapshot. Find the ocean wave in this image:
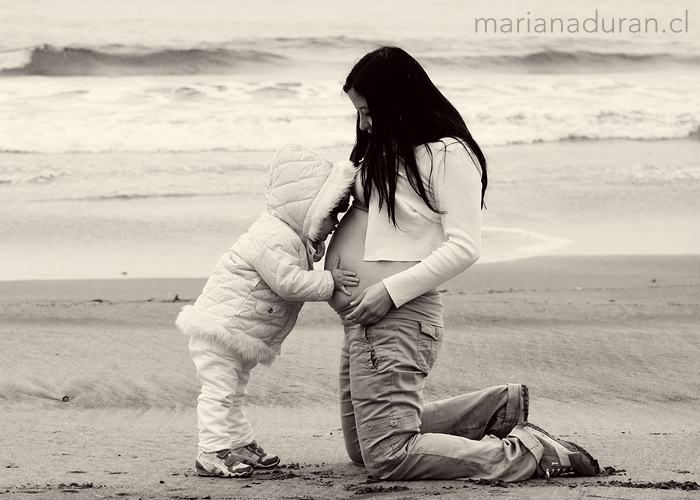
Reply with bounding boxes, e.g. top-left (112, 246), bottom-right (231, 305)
top-left (426, 50), bottom-right (700, 73)
top-left (3, 43), bottom-right (700, 77)
top-left (0, 45), bottom-right (287, 76)
top-left (688, 125), bottom-right (700, 140)
top-left (63, 193), bottom-right (205, 201)
top-left (2, 128), bottom-right (698, 156)
top-left (0, 169), bottom-right (64, 184)
top-left (0, 53), bottom-right (698, 153)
